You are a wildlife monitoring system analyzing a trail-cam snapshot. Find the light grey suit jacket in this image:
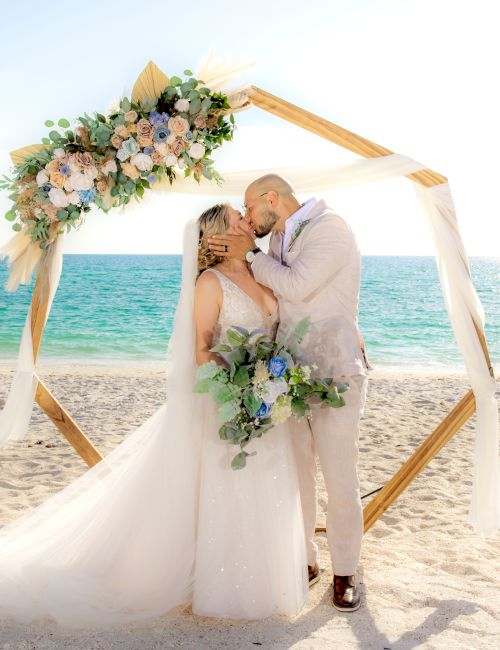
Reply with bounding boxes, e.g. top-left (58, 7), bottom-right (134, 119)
top-left (252, 199), bottom-right (368, 379)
